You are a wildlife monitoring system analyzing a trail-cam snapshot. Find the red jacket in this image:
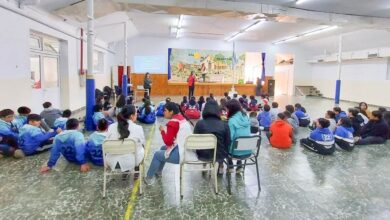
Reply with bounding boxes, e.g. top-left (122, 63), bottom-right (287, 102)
top-left (188, 75), bottom-right (195, 87)
top-left (161, 114), bottom-right (185, 149)
top-left (270, 119), bottom-right (293, 149)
